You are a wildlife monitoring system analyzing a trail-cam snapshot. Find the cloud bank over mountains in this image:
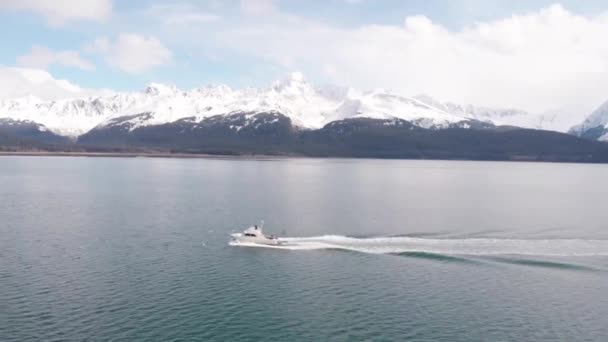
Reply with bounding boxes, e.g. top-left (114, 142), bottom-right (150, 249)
top-left (1, 1), bottom-right (608, 117)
